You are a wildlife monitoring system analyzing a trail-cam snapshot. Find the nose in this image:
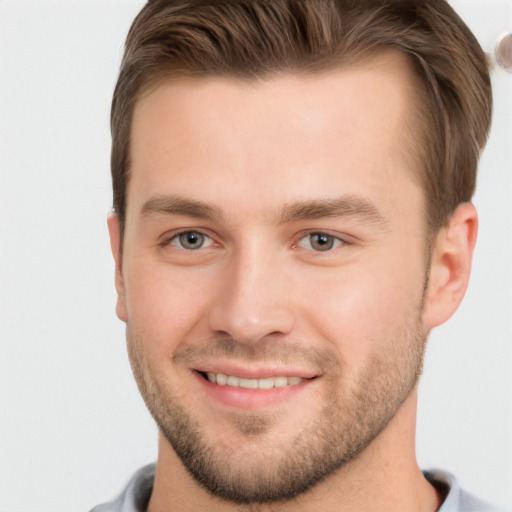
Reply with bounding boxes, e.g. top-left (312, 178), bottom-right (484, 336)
top-left (208, 247), bottom-right (295, 345)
